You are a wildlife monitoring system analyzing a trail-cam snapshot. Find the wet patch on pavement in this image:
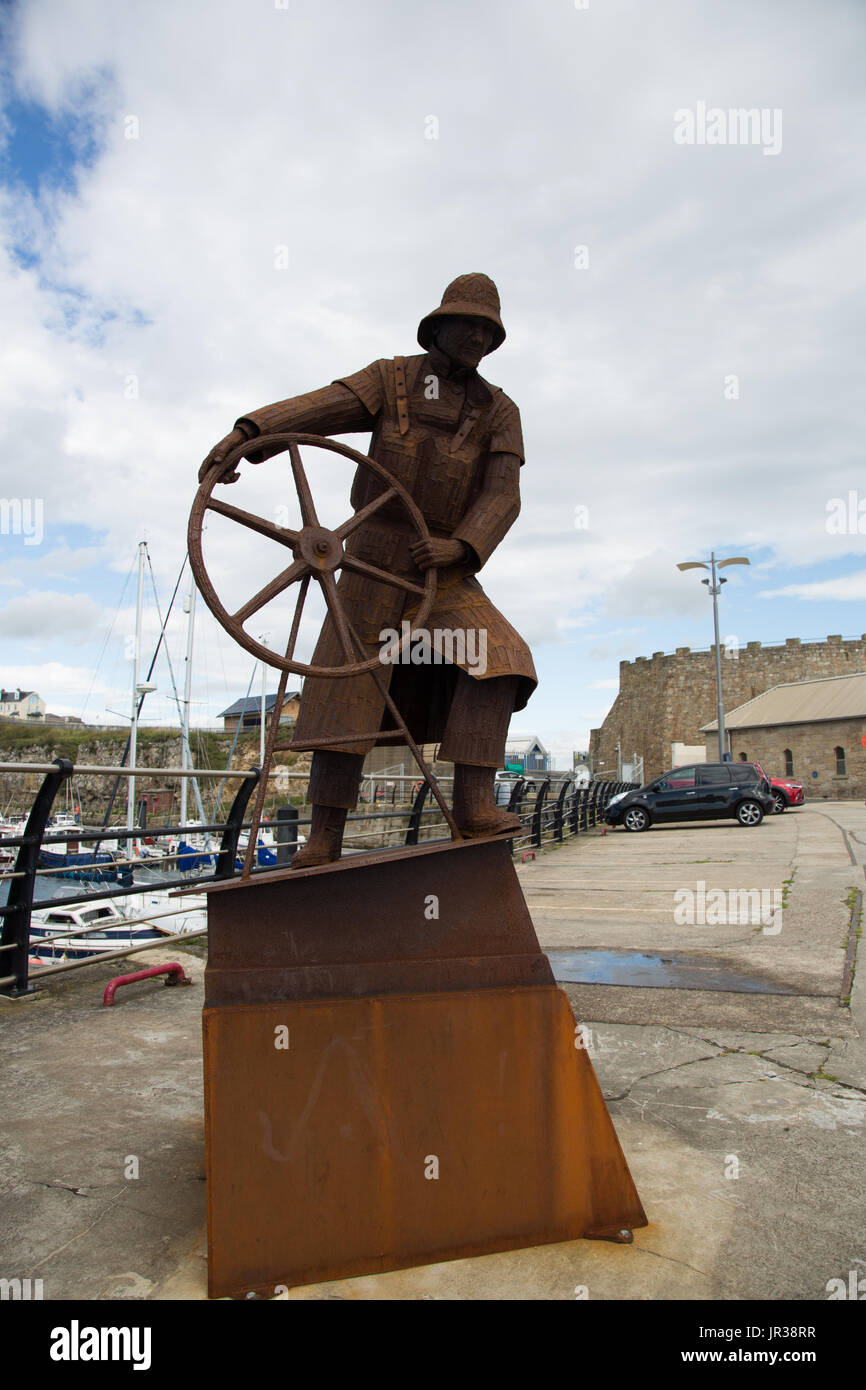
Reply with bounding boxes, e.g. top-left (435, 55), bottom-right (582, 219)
top-left (546, 947), bottom-right (799, 994)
